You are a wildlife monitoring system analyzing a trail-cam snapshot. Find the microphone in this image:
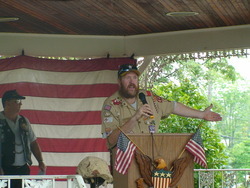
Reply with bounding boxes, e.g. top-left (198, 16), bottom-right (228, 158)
top-left (139, 92), bottom-right (147, 104)
top-left (139, 92), bottom-right (154, 118)
top-left (139, 92), bottom-right (155, 133)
